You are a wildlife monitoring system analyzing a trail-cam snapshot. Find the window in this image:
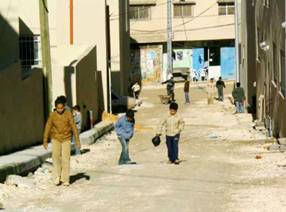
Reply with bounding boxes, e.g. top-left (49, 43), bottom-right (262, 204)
top-left (19, 35), bottom-right (41, 76)
top-left (218, 3), bottom-right (235, 16)
top-left (273, 43), bottom-right (278, 84)
top-left (263, 0), bottom-right (270, 8)
top-left (280, 50), bottom-right (285, 95)
top-left (129, 5), bottom-right (151, 20)
top-left (173, 3), bottom-right (195, 17)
